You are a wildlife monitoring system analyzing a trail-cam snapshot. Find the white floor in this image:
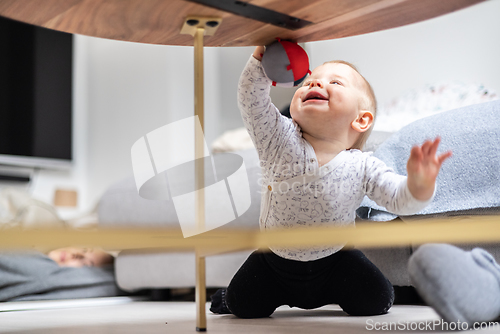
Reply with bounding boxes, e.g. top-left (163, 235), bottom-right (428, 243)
top-left (1, 299), bottom-right (499, 334)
